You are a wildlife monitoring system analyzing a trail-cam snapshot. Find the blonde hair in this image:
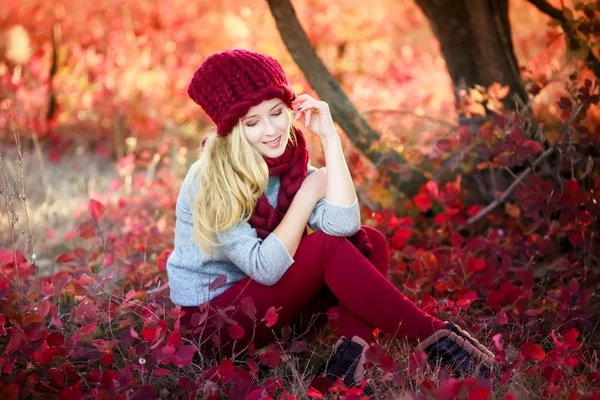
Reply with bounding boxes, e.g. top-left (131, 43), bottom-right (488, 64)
top-left (189, 107), bottom-right (297, 255)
